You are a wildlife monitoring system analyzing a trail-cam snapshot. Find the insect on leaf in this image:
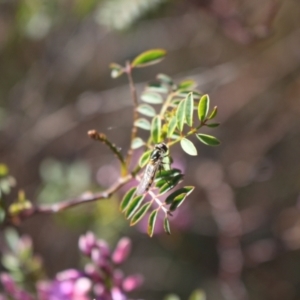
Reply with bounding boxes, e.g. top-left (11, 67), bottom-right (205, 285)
top-left (131, 49), bottom-right (167, 68)
top-left (196, 134), bottom-right (220, 146)
top-left (141, 92), bottom-right (163, 104)
top-left (176, 99), bottom-right (186, 132)
top-left (163, 216), bottom-right (171, 235)
top-left (120, 187), bottom-right (137, 212)
top-left (137, 104), bottom-right (156, 117)
top-left (180, 138), bottom-right (197, 156)
top-left (185, 92), bottom-right (194, 127)
top-left (151, 116), bottom-right (161, 144)
top-left (130, 202), bottom-right (152, 226)
top-left (198, 94), bottom-right (210, 122)
top-left (139, 150), bottom-right (152, 168)
top-left (131, 137), bottom-right (145, 149)
top-left (148, 209), bottom-right (158, 237)
top-left (134, 118), bottom-right (151, 130)
top-left (125, 195), bottom-right (145, 219)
